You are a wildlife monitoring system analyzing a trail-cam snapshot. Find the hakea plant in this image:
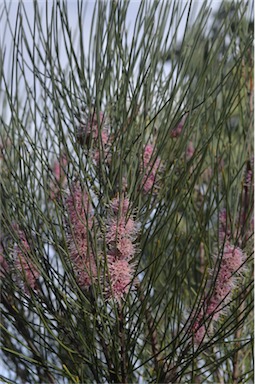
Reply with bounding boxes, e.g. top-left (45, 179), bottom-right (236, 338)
top-left (0, 1), bottom-right (253, 383)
